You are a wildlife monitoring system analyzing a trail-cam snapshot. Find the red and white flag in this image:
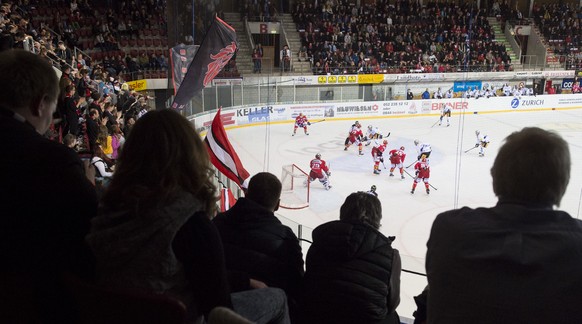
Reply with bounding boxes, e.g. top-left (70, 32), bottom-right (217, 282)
top-left (220, 187), bottom-right (237, 212)
top-left (204, 108), bottom-right (250, 189)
